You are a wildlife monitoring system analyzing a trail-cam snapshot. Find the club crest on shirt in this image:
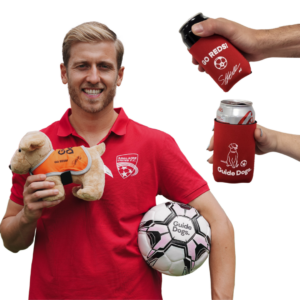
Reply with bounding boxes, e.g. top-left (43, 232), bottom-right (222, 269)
top-left (116, 154), bottom-right (139, 179)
